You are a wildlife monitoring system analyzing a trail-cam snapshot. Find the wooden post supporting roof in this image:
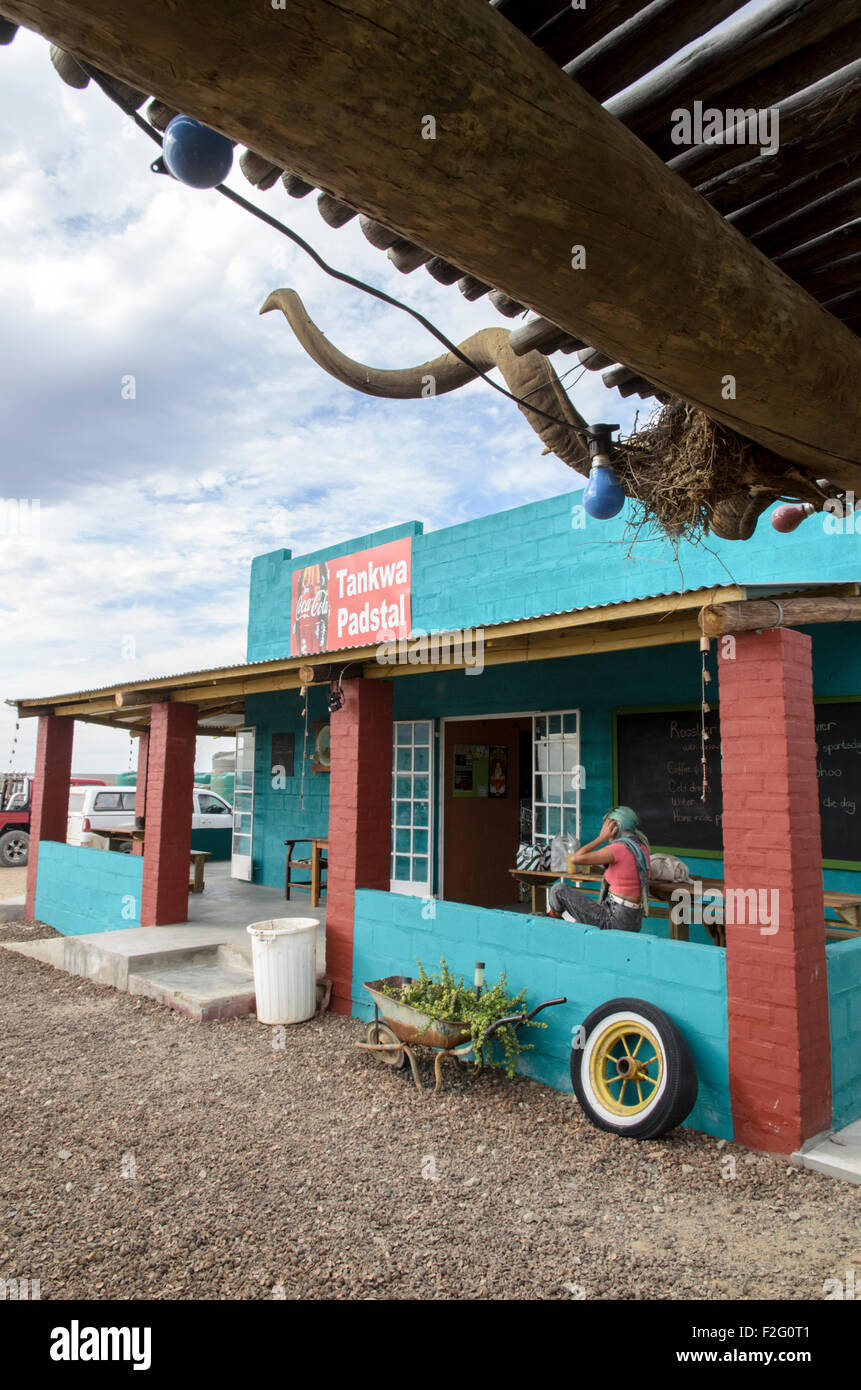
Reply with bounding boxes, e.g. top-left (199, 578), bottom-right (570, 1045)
top-left (3, 0), bottom-right (861, 484)
top-left (699, 594), bottom-right (861, 637)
